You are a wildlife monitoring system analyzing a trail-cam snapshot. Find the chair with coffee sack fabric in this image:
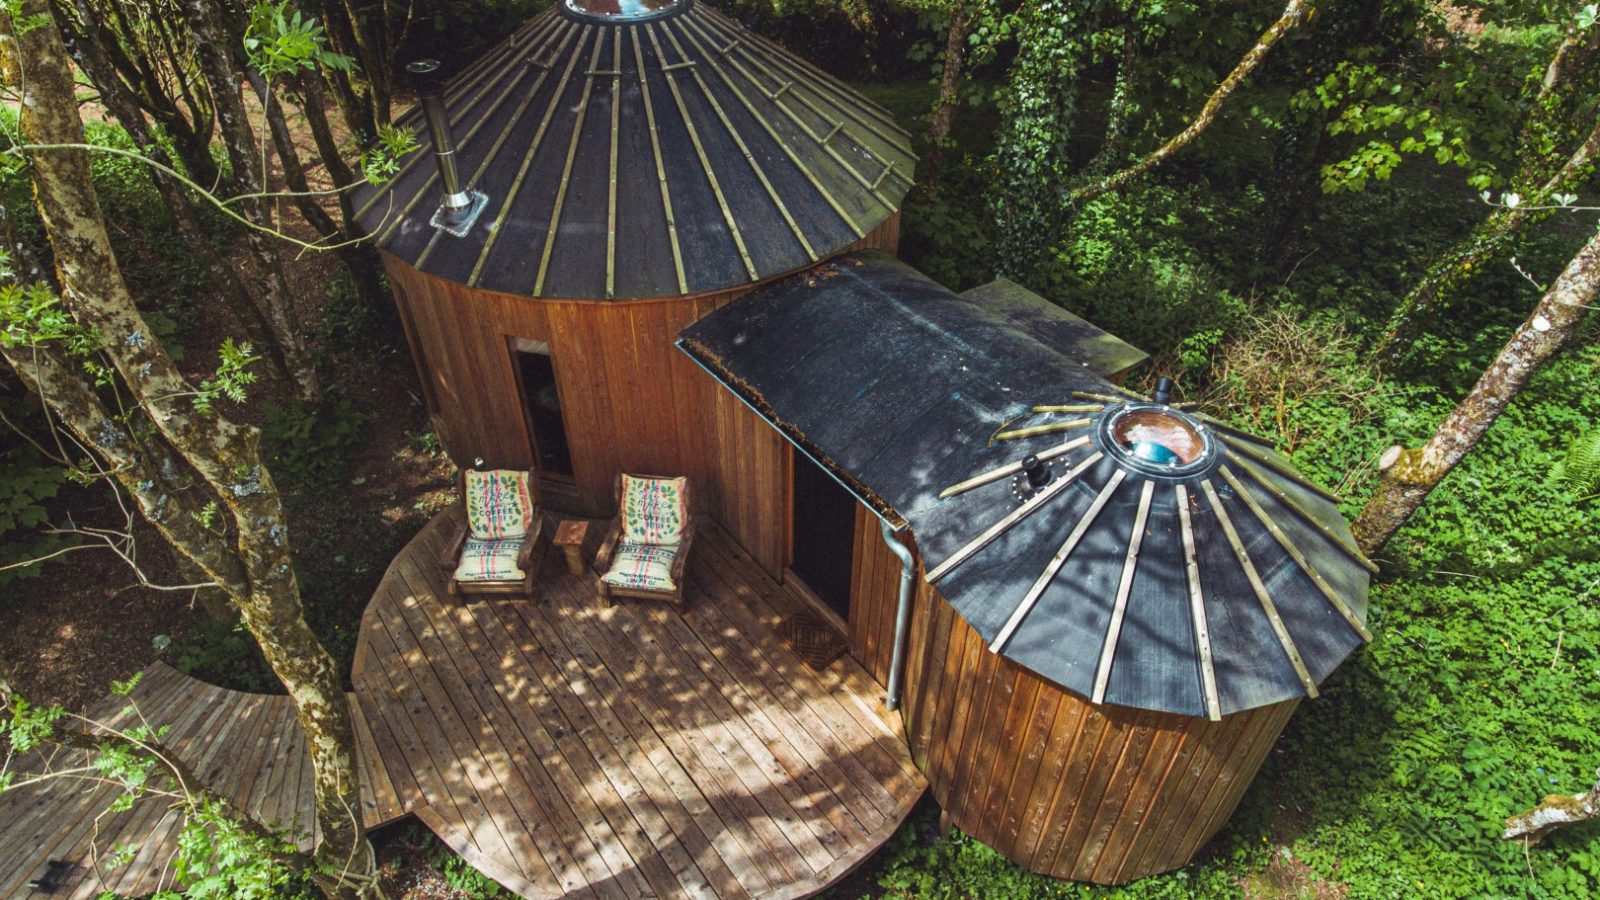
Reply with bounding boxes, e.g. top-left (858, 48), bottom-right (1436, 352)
top-left (439, 468), bottom-right (544, 601)
top-left (593, 474), bottom-right (696, 612)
